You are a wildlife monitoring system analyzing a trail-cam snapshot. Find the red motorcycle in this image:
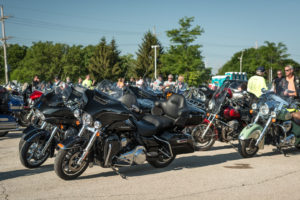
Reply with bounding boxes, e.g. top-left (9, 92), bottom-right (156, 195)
top-left (192, 80), bottom-right (253, 151)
